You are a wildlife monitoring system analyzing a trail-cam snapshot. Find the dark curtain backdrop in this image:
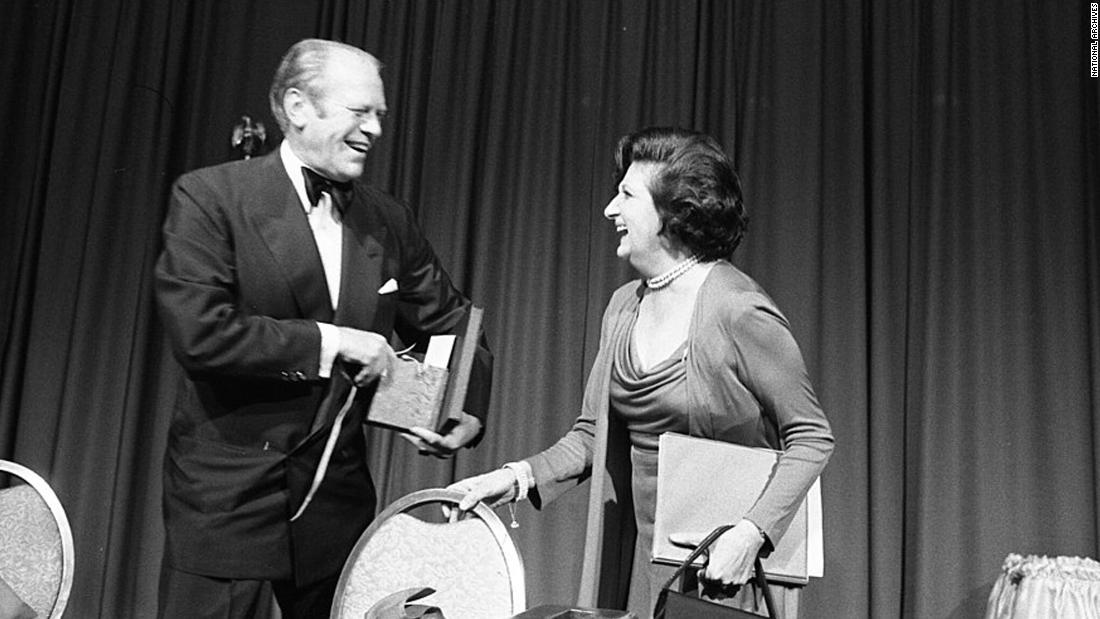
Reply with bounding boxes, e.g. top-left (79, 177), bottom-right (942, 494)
top-left (1, 1), bottom-right (1097, 617)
